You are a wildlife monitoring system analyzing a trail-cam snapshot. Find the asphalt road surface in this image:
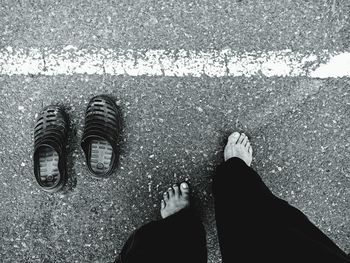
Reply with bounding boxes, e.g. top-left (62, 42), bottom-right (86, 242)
top-left (0, 0), bottom-right (349, 262)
